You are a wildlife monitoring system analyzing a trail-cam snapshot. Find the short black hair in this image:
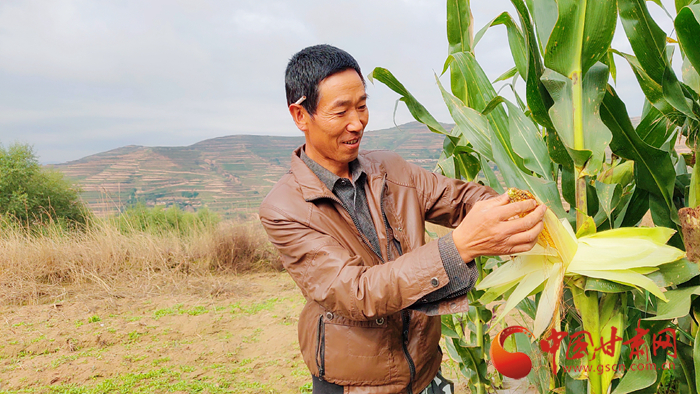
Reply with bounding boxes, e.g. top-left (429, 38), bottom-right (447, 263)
top-left (285, 44), bottom-right (364, 115)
